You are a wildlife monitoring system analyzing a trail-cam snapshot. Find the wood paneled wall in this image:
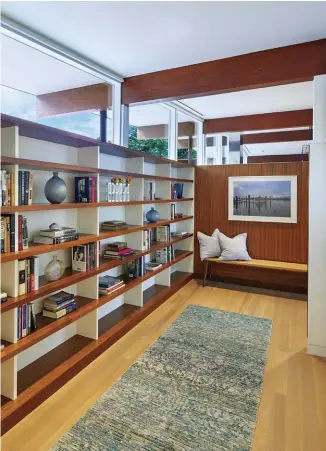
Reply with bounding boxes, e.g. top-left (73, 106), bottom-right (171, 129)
top-left (194, 163), bottom-right (309, 292)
